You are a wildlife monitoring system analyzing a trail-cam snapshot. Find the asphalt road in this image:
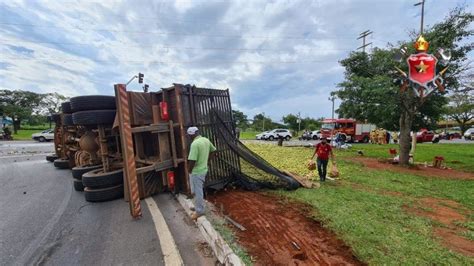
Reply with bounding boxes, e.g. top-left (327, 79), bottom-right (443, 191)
top-left (0, 141), bottom-right (215, 265)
